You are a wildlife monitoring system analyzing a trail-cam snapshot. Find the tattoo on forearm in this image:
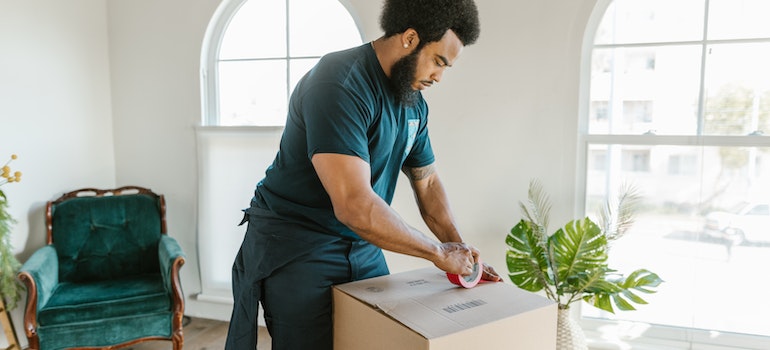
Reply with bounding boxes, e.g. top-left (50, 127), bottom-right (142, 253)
top-left (403, 164), bottom-right (436, 181)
